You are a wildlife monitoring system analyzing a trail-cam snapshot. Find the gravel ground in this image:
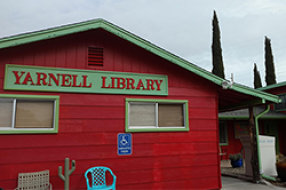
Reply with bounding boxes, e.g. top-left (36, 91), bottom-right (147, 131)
top-left (267, 179), bottom-right (286, 188)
